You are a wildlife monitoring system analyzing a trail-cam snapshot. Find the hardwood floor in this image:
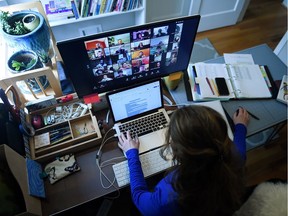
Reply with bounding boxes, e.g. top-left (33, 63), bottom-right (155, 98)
top-left (196, 0), bottom-right (287, 55)
top-left (196, 0), bottom-right (287, 187)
